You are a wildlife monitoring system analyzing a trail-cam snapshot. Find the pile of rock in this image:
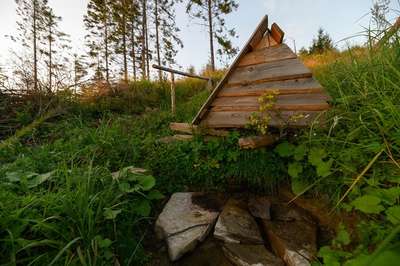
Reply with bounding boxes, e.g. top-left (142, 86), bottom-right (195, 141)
top-left (155, 193), bottom-right (318, 266)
